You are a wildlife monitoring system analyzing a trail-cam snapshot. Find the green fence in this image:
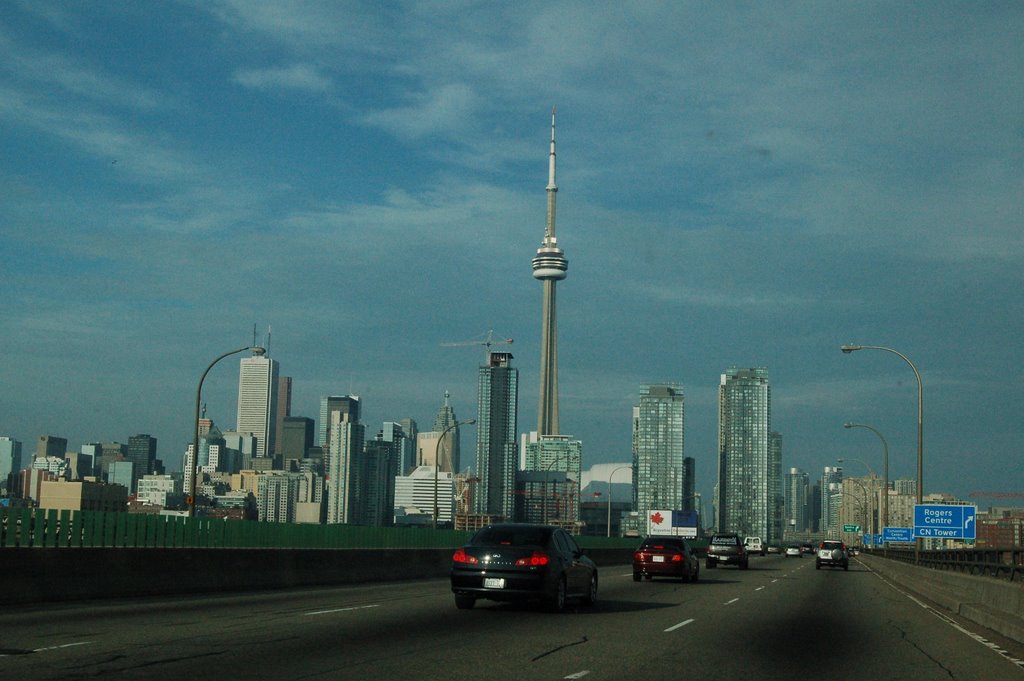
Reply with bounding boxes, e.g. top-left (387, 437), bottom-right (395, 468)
top-left (0, 508), bottom-right (641, 550)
